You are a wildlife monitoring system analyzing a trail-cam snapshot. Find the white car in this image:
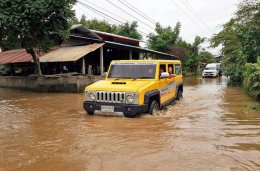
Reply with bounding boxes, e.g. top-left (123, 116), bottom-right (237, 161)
top-left (202, 63), bottom-right (221, 77)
